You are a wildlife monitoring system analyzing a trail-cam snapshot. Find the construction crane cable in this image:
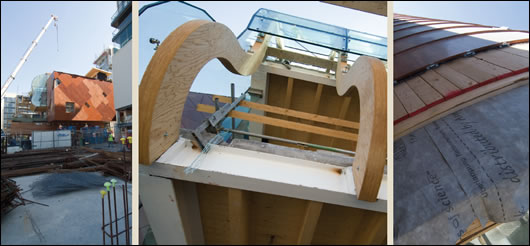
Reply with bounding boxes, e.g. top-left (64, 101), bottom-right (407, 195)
top-left (55, 20), bottom-right (59, 52)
